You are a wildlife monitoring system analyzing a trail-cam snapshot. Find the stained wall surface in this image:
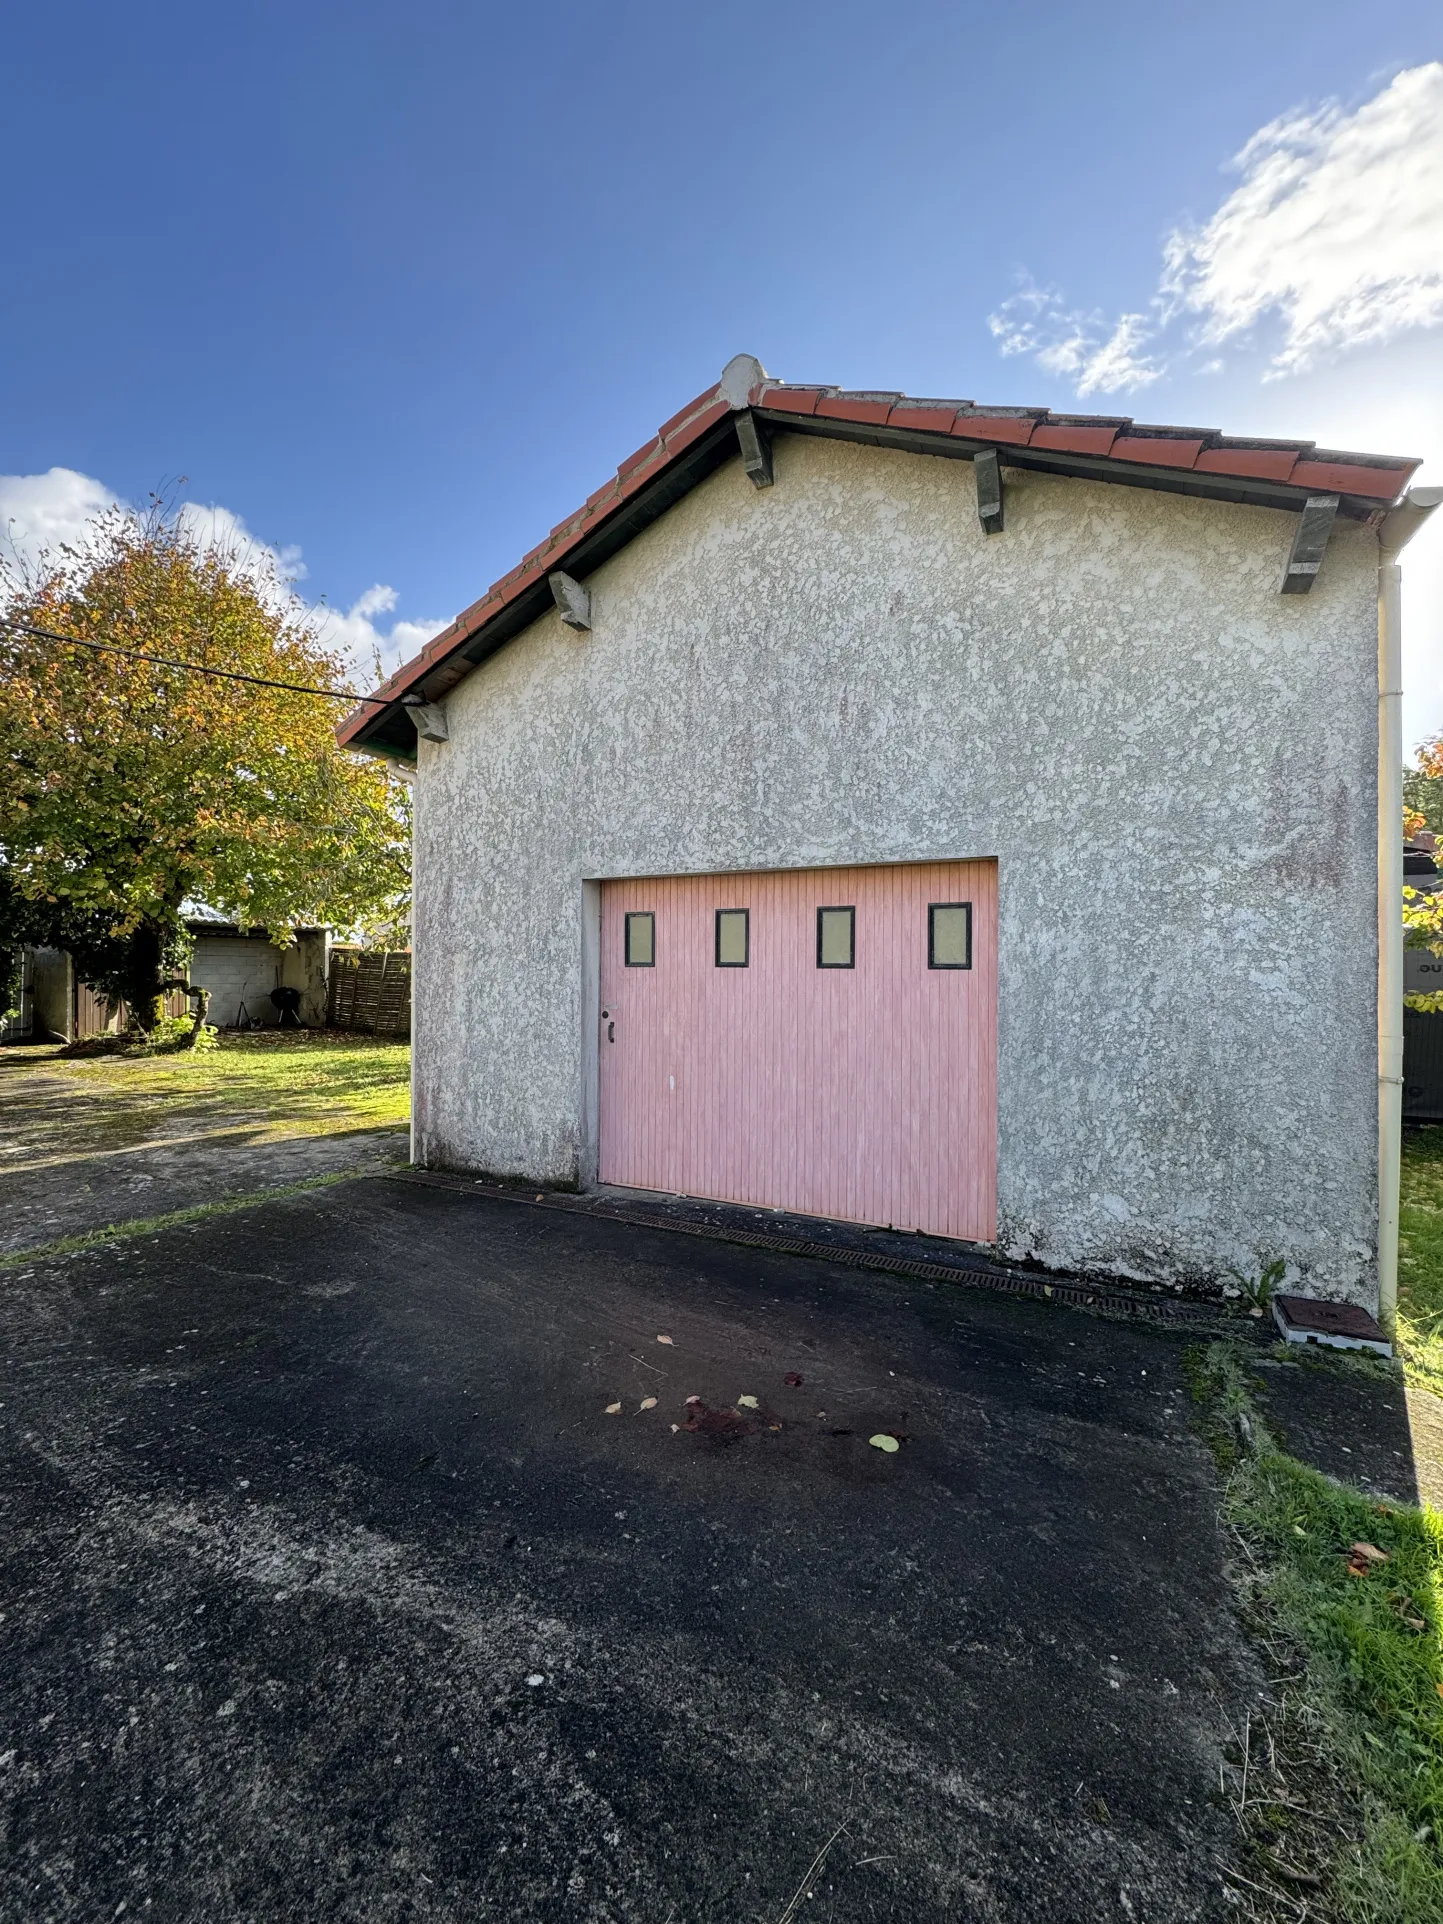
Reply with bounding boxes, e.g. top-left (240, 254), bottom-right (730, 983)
top-left (411, 433), bottom-right (1380, 1301)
